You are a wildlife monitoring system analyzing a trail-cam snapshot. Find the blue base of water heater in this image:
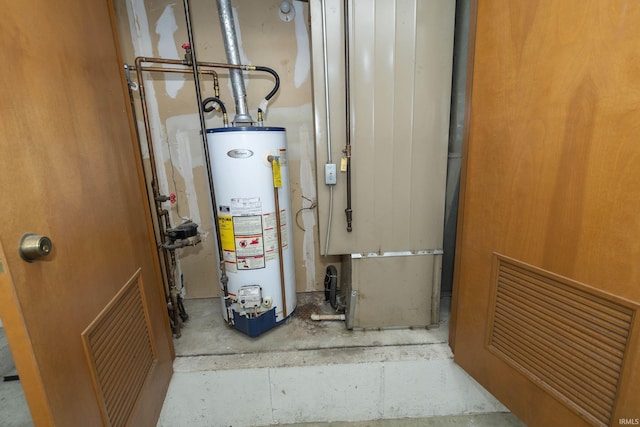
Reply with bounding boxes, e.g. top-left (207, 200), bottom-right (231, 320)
top-left (232, 307), bottom-right (282, 337)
